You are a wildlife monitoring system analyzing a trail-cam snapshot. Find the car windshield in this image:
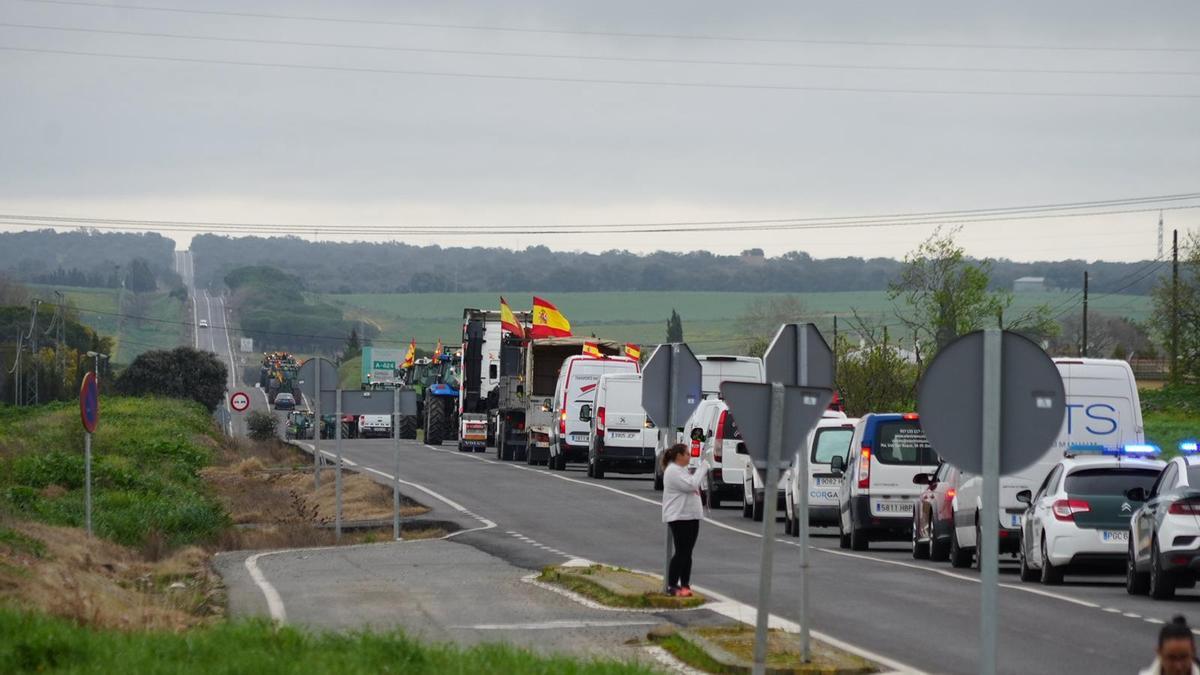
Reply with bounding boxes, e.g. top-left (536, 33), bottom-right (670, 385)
top-left (721, 411), bottom-right (741, 440)
top-left (1065, 468), bottom-right (1159, 496)
top-left (812, 428), bottom-right (853, 464)
top-left (1186, 465), bottom-right (1200, 487)
top-left (873, 420), bottom-right (937, 466)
